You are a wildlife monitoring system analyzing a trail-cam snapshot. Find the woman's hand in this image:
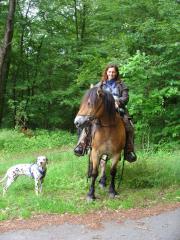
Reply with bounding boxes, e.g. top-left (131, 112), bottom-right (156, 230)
top-left (115, 100), bottom-right (120, 109)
